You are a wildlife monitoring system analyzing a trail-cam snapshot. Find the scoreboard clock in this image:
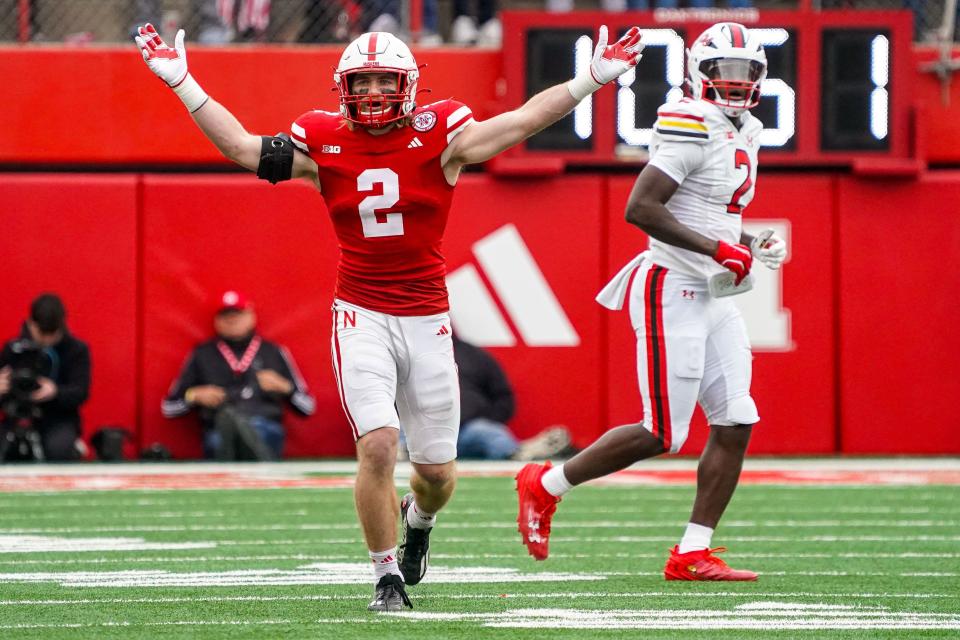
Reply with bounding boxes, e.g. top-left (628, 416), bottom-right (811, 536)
top-left (500, 10), bottom-right (913, 168)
